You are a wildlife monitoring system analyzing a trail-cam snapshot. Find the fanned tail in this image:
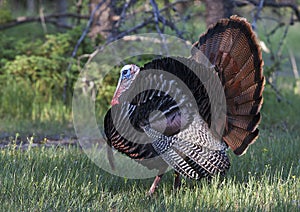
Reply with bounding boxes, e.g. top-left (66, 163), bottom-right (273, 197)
top-left (192, 15), bottom-right (264, 155)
